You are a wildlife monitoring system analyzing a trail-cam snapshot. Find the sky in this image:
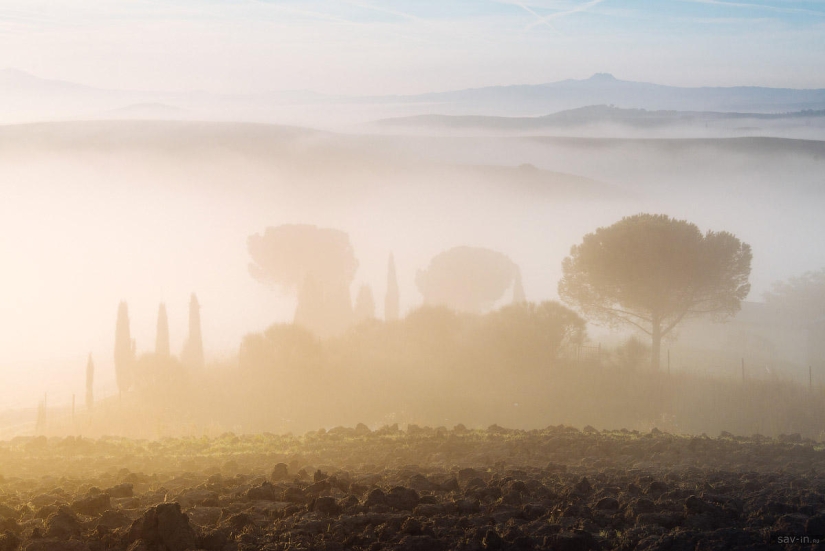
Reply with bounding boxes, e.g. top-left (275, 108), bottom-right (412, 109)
top-left (1, 0), bottom-right (825, 95)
